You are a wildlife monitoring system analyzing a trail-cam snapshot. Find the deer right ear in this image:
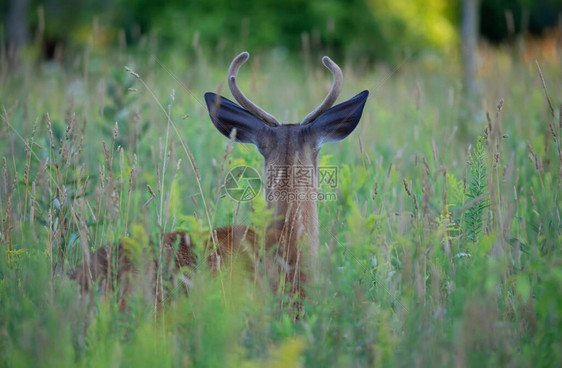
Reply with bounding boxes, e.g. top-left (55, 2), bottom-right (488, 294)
top-left (307, 90), bottom-right (369, 145)
top-left (204, 92), bottom-right (265, 144)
